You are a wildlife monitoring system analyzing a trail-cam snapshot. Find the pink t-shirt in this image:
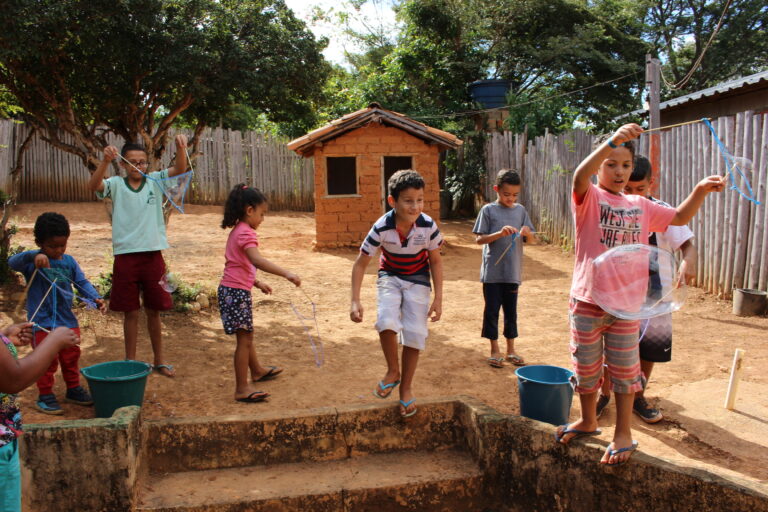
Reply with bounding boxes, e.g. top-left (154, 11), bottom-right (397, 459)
top-left (570, 183), bottom-right (676, 305)
top-left (220, 221), bottom-right (259, 291)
